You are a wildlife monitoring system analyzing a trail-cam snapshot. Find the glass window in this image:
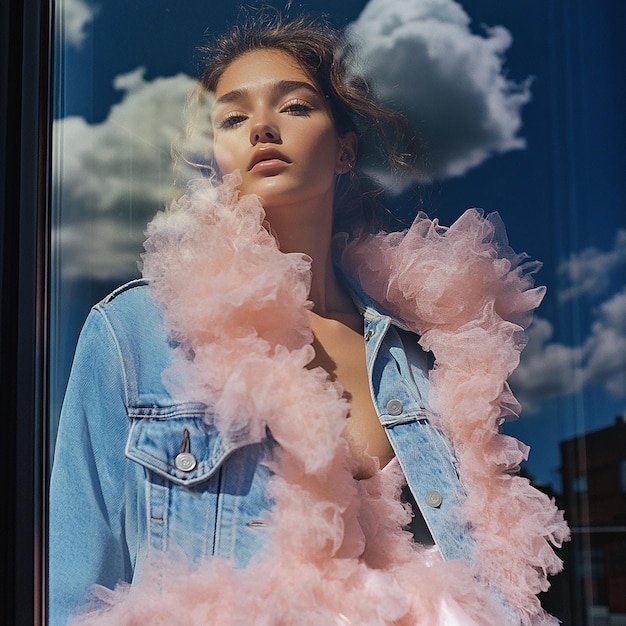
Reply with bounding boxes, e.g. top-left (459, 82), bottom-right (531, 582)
top-left (46, 1), bottom-right (626, 625)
